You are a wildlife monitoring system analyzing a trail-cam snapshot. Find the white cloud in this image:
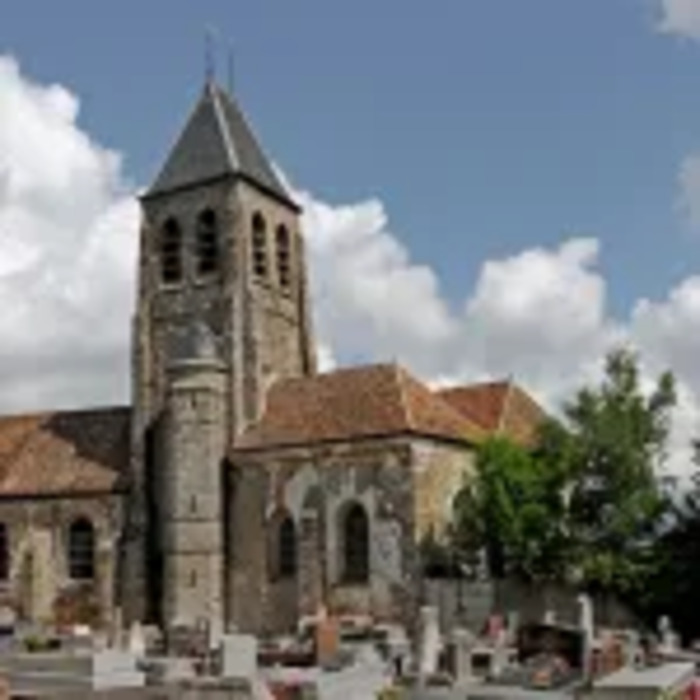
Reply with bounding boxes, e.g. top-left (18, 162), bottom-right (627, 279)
top-left (0, 55), bottom-right (137, 411)
top-left (299, 194), bottom-right (700, 479)
top-left (1, 54), bottom-right (700, 478)
top-left (299, 193), bottom-right (457, 375)
top-left (657, 0), bottom-right (700, 40)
